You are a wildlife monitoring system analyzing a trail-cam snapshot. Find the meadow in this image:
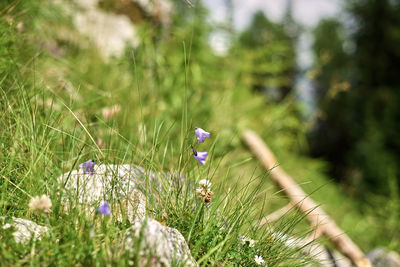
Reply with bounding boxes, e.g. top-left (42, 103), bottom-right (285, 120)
top-left (0, 0), bottom-right (398, 266)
